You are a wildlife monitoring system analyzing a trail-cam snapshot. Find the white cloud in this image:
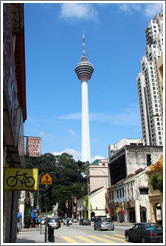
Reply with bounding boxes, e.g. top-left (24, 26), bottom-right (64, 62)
top-left (52, 149), bottom-right (106, 162)
top-left (58, 103), bottom-right (141, 127)
top-left (68, 129), bottom-right (76, 137)
top-left (144, 3), bottom-right (163, 18)
top-left (52, 149), bottom-right (81, 161)
top-left (58, 113), bottom-right (81, 120)
top-left (60, 3), bottom-right (98, 21)
top-left (118, 3), bottom-right (163, 19)
top-left (91, 155), bottom-right (106, 163)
